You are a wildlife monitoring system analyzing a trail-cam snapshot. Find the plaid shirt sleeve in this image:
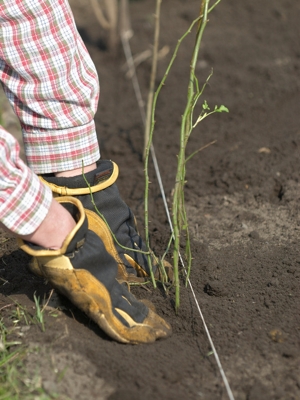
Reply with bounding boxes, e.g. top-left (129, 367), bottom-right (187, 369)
top-left (0, 128), bottom-right (53, 235)
top-left (0, 0), bottom-right (100, 174)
